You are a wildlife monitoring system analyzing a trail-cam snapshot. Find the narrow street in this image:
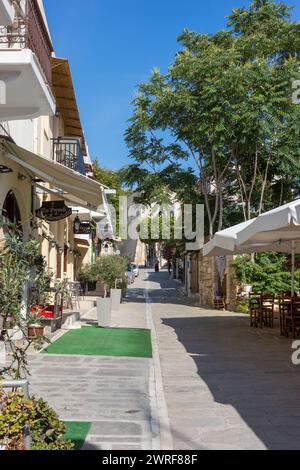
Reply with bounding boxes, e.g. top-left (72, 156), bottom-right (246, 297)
top-left (28, 269), bottom-right (300, 450)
